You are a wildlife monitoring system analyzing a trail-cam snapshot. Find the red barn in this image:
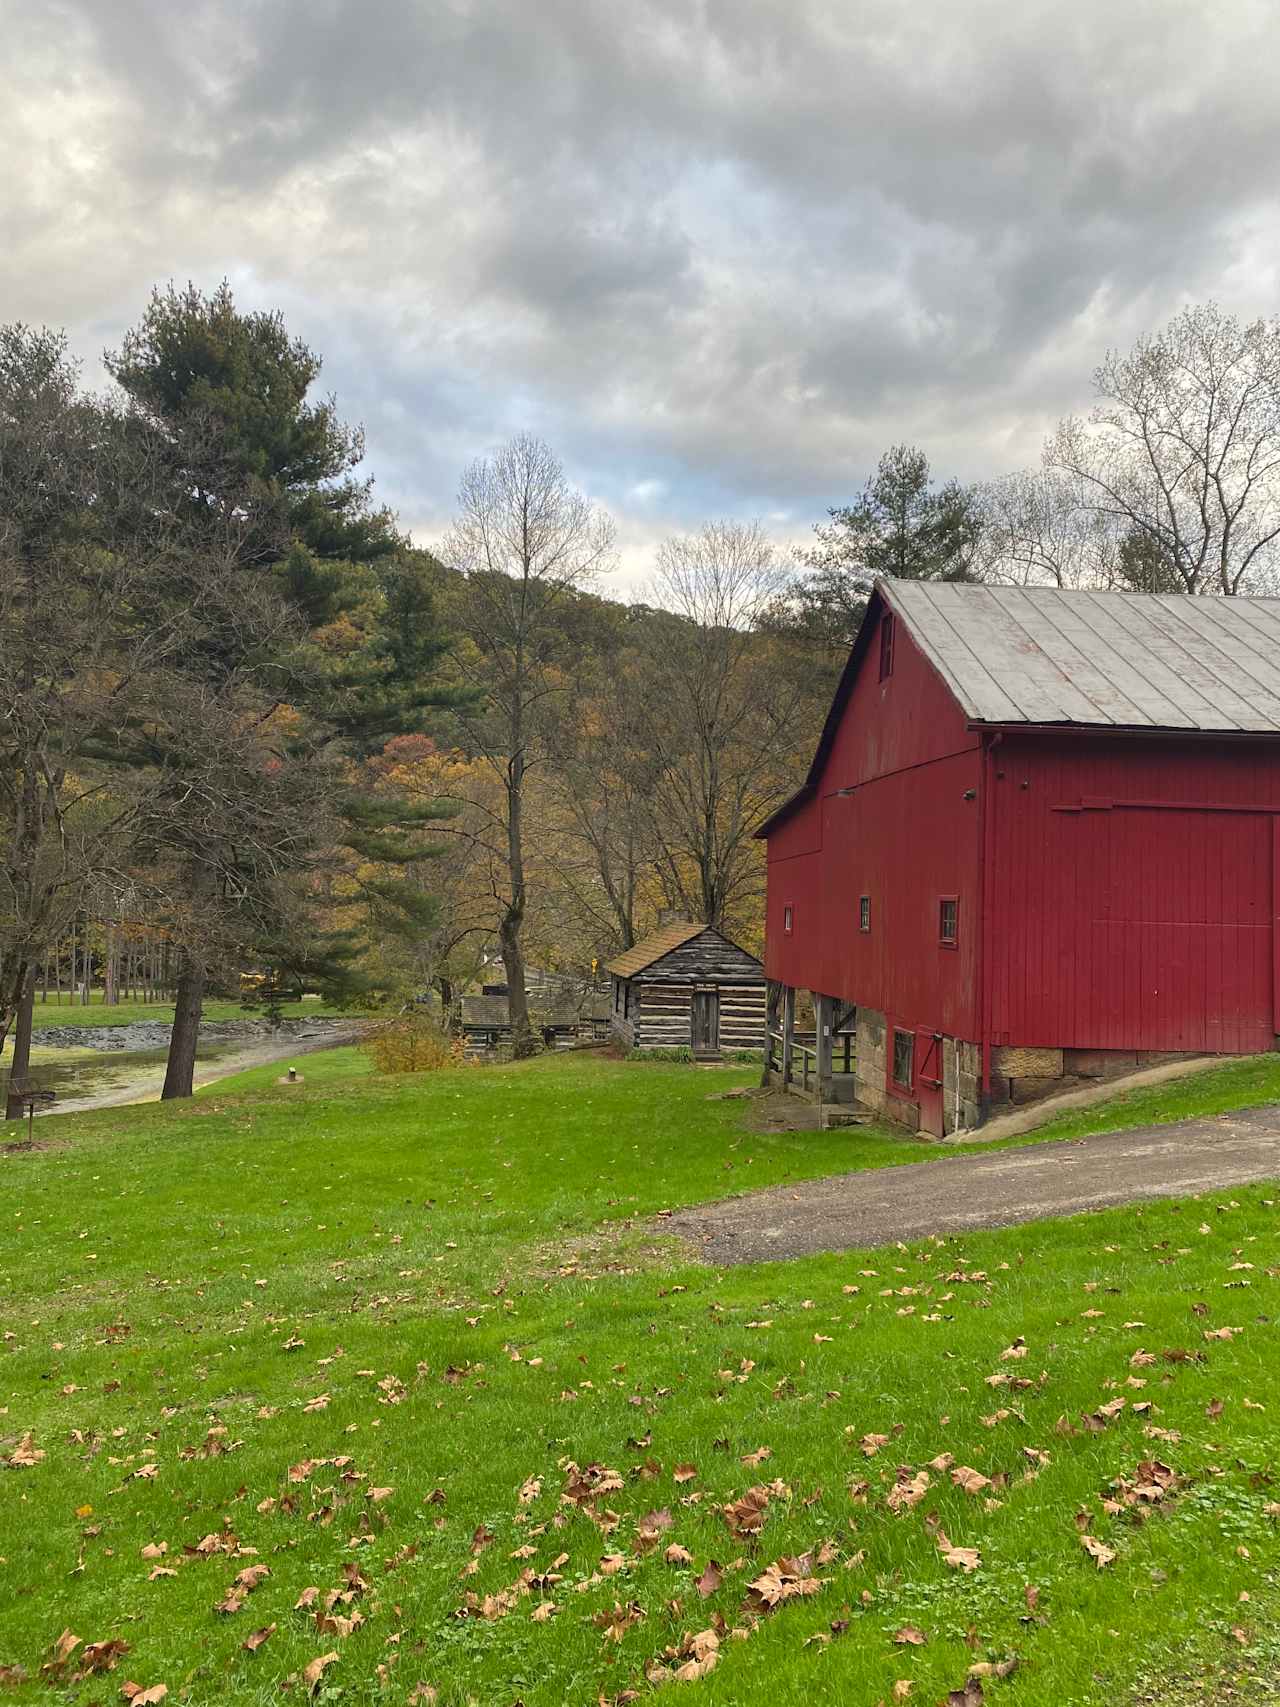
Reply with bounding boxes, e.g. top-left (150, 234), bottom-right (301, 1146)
top-left (758, 579), bottom-right (1280, 1135)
